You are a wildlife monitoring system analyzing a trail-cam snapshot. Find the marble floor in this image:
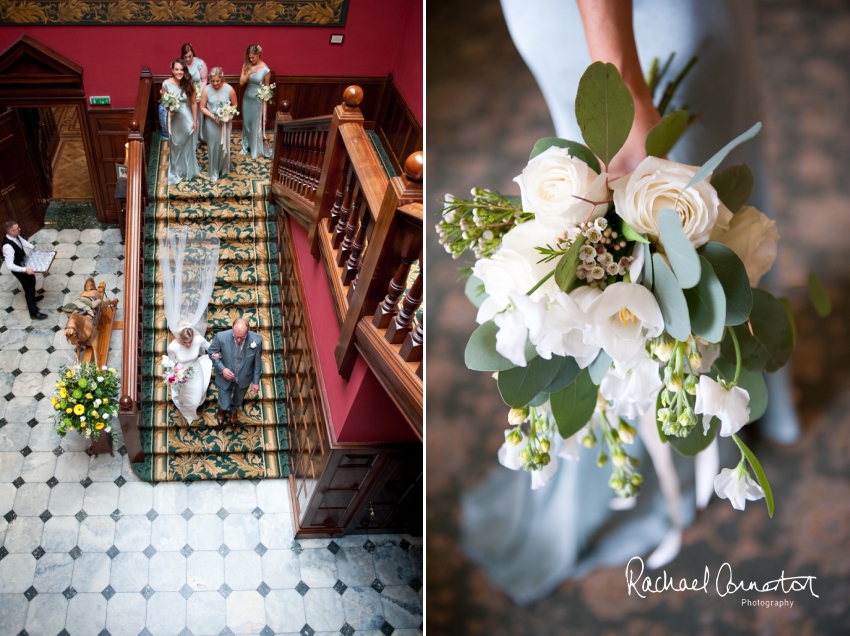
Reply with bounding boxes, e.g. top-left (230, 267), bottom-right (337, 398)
top-left (0, 228), bottom-right (423, 636)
